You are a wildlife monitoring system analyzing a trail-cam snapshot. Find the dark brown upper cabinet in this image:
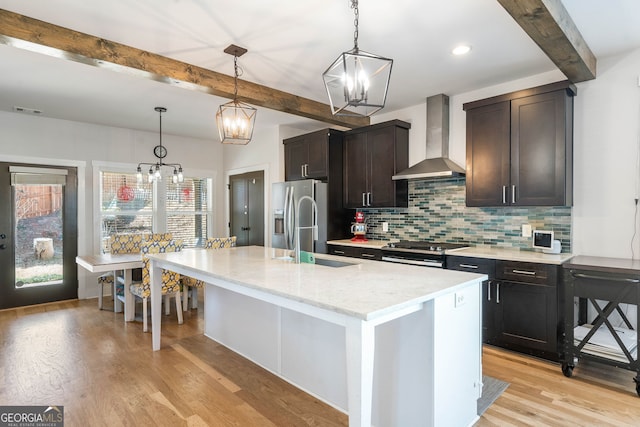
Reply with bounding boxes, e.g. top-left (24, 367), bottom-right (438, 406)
top-left (284, 129), bottom-right (343, 181)
top-left (463, 81), bottom-right (576, 207)
top-left (343, 120), bottom-right (410, 209)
